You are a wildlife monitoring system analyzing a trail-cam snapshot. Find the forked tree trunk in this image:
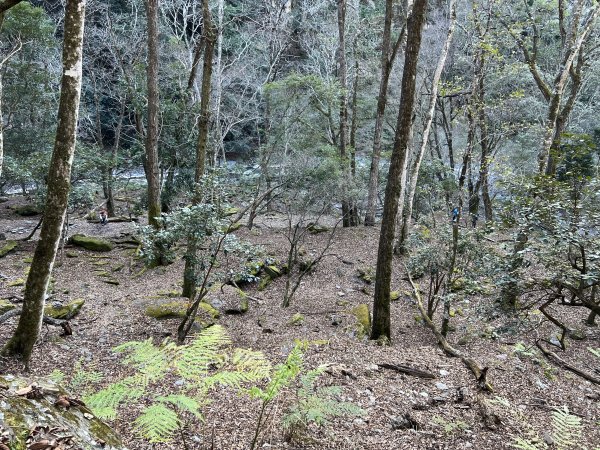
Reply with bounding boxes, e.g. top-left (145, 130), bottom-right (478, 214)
top-left (364, 0), bottom-right (406, 226)
top-left (182, 0), bottom-right (216, 300)
top-left (371, 0), bottom-right (429, 342)
top-left (397, 0), bottom-right (456, 254)
top-left (2, 0), bottom-right (85, 364)
top-left (144, 0), bottom-right (161, 229)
